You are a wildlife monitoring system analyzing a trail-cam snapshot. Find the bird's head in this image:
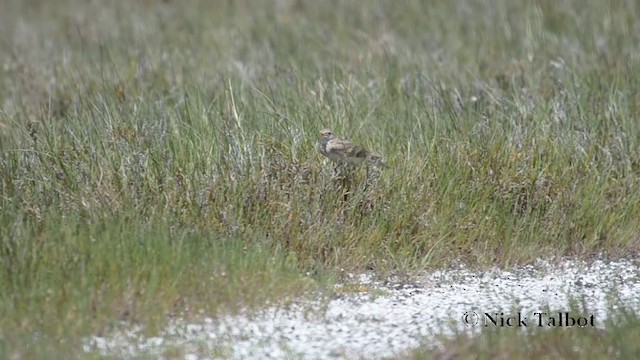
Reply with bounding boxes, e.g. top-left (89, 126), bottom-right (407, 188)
top-left (319, 128), bottom-right (335, 140)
